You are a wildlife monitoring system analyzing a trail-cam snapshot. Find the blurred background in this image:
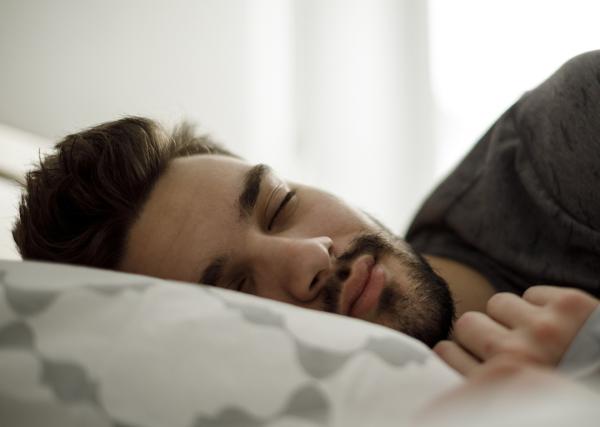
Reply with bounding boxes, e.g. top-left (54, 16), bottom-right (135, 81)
top-left (1, 0), bottom-right (599, 259)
